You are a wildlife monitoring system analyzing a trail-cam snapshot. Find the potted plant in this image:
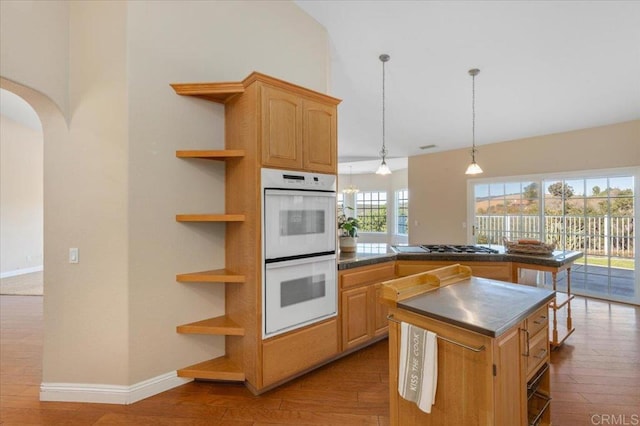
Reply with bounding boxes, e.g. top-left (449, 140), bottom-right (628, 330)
top-left (338, 207), bottom-right (359, 253)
